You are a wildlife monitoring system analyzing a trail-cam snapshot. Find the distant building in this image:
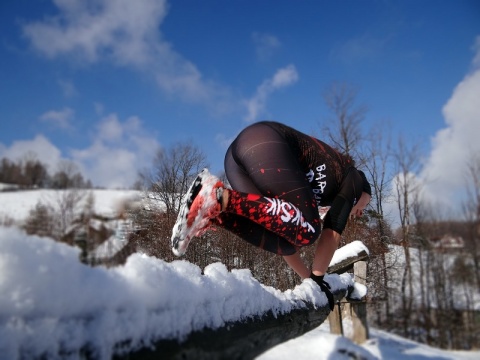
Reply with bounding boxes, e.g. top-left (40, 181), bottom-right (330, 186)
top-left (0, 182), bottom-right (20, 191)
top-left (430, 234), bottom-right (465, 250)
